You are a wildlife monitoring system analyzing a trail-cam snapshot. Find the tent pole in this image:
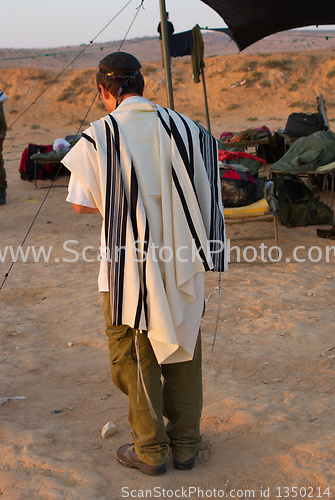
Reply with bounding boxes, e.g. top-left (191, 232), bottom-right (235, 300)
top-left (159, 0), bottom-right (174, 109)
top-left (201, 67), bottom-right (211, 133)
